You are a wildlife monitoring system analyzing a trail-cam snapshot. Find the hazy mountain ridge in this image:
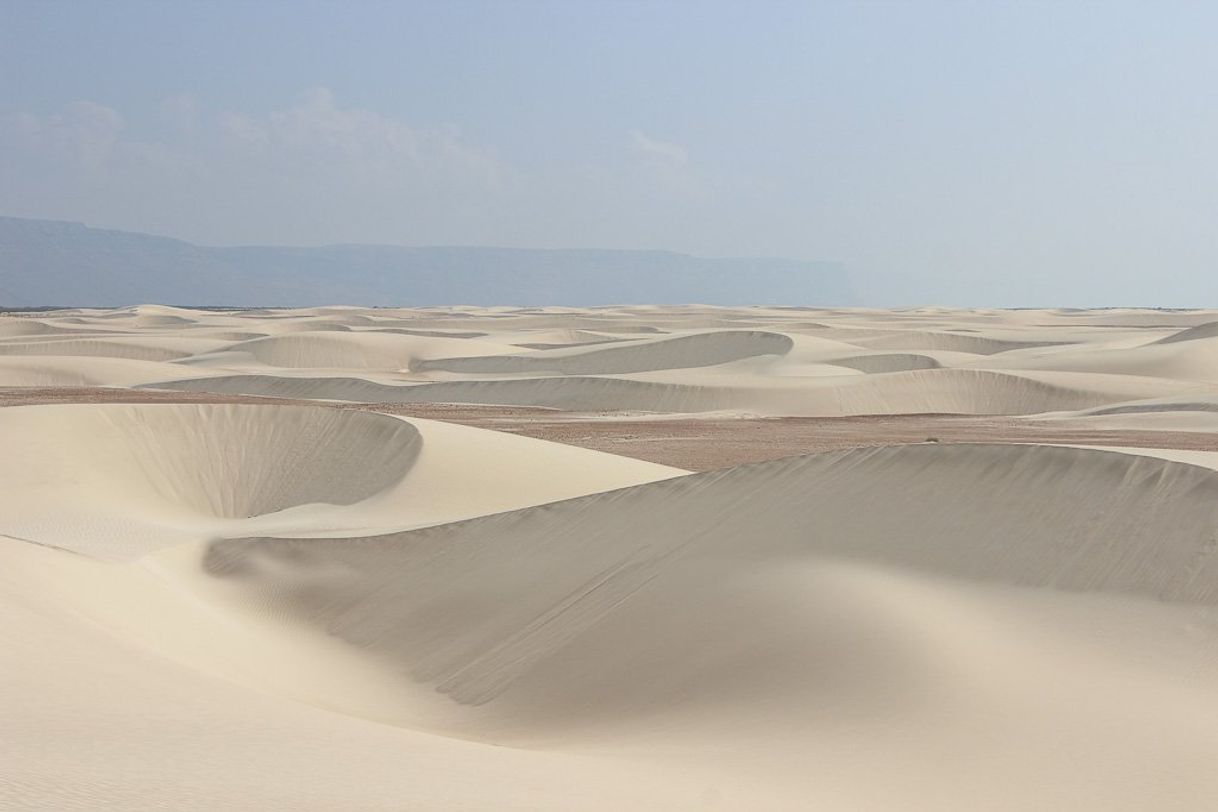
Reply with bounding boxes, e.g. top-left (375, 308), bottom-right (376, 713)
top-left (0, 217), bottom-right (852, 307)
